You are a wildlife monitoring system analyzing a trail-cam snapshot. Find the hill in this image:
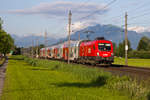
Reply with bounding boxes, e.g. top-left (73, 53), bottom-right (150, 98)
top-left (11, 34), bottom-right (57, 47)
top-left (70, 24), bottom-right (143, 49)
top-left (11, 24), bottom-right (150, 49)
